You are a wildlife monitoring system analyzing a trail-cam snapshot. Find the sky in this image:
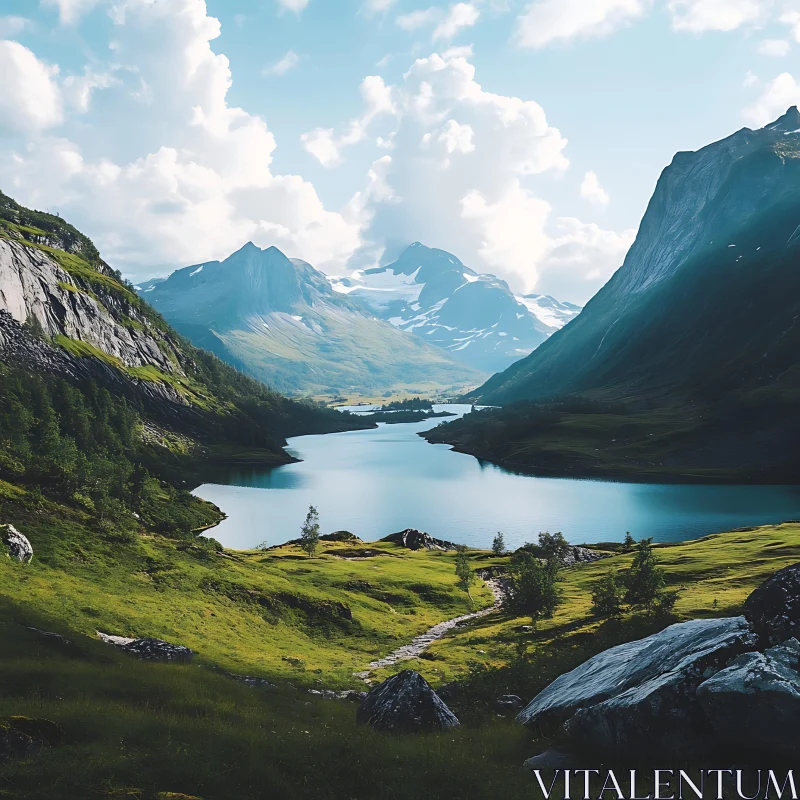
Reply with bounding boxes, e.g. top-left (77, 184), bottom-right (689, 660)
top-left (0, 1), bottom-right (799, 304)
